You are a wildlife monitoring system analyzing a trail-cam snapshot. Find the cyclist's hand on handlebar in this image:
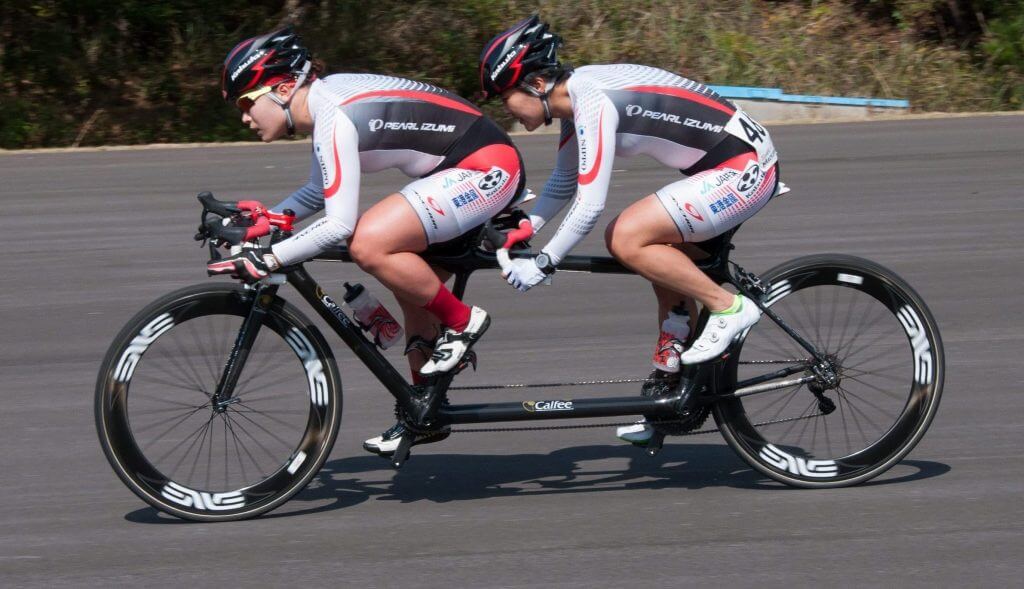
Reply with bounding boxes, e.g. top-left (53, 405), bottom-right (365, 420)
top-left (207, 247), bottom-right (280, 283)
top-left (502, 256), bottom-right (549, 292)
